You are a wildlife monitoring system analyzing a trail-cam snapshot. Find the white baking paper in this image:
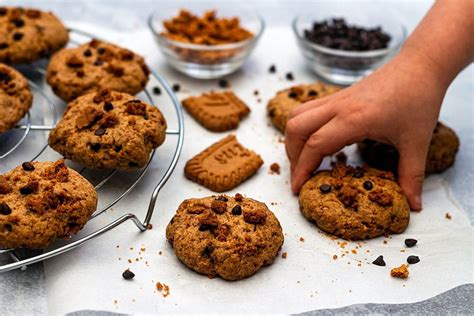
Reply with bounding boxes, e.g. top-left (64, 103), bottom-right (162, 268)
top-left (39, 23), bottom-right (473, 315)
